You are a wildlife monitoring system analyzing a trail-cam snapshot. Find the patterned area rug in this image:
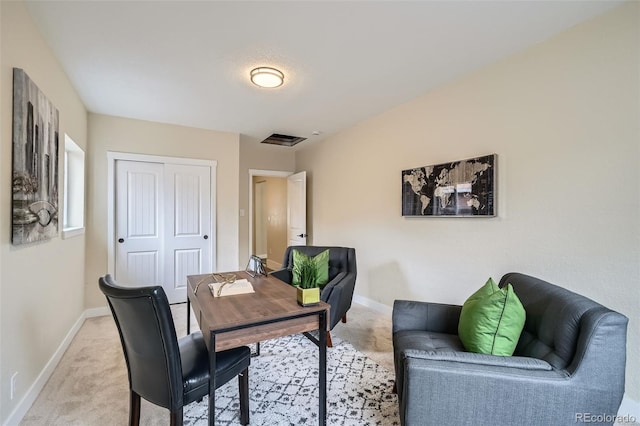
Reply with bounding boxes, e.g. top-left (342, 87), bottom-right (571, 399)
top-left (184, 334), bottom-right (399, 425)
